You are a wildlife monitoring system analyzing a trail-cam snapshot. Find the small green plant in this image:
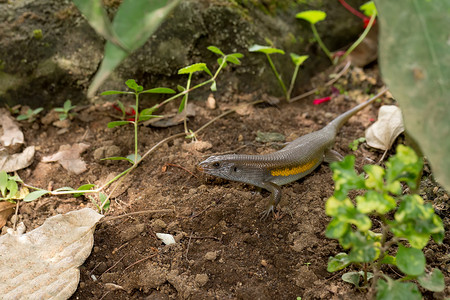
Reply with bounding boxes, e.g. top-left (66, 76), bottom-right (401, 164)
top-left (349, 137), bottom-right (366, 151)
top-left (16, 107), bottom-right (44, 122)
top-left (33, 29), bottom-right (43, 40)
top-left (54, 100), bottom-right (77, 121)
top-left (0, 171), bottom-right (22, 201)
top-left (248, 44), bottom-right (308, 101)
top-left (326, 145), bottom-right (444, 297)
top-left (296, 1), bottom-right (377, 64)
